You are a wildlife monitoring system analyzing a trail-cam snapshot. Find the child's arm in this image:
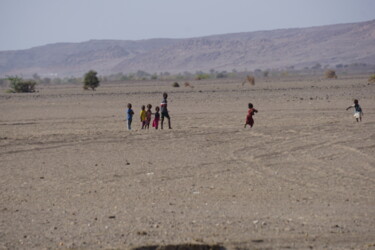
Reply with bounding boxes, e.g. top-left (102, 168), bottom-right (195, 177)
top-left (346, 105), bottom-right (353, 111)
